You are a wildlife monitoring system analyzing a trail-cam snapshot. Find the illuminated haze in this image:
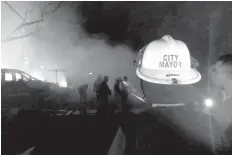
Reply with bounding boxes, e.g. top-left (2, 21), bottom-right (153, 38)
top-left (2, 2), bottom-right (226, 149)
top-left (1, 2), bottom-right (140, 91)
